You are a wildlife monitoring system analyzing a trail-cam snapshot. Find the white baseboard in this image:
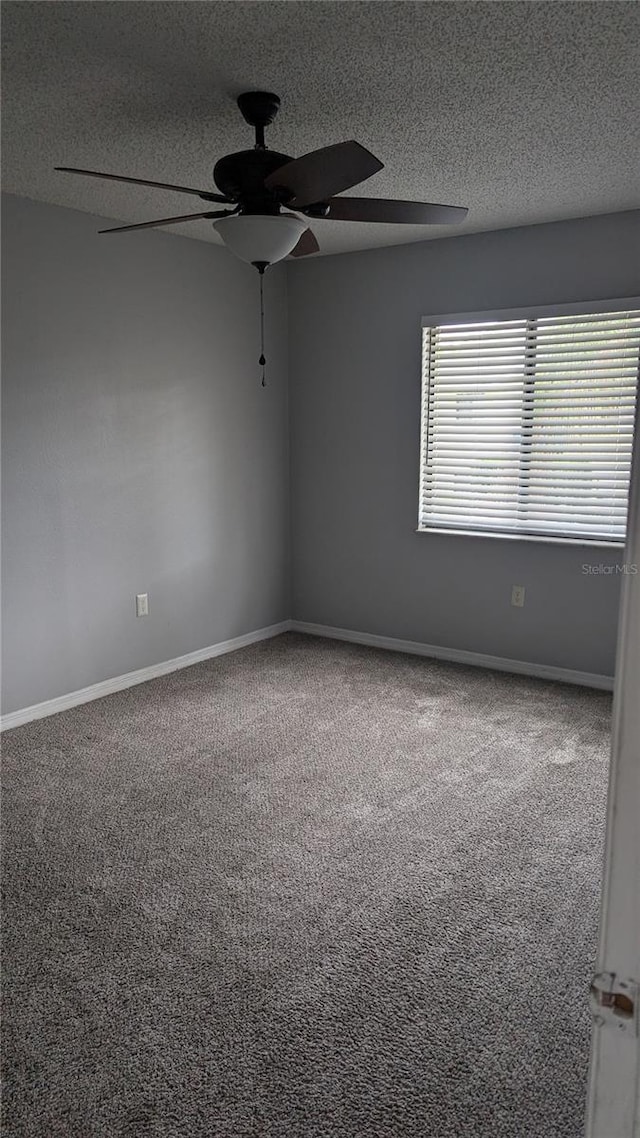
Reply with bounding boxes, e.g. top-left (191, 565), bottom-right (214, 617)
top-left (290, 620), bottom-right (615, 691)
top-left (3, 616), bottom-right (613, 731)
top-left (1, 620), bottom-right (292, 731)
